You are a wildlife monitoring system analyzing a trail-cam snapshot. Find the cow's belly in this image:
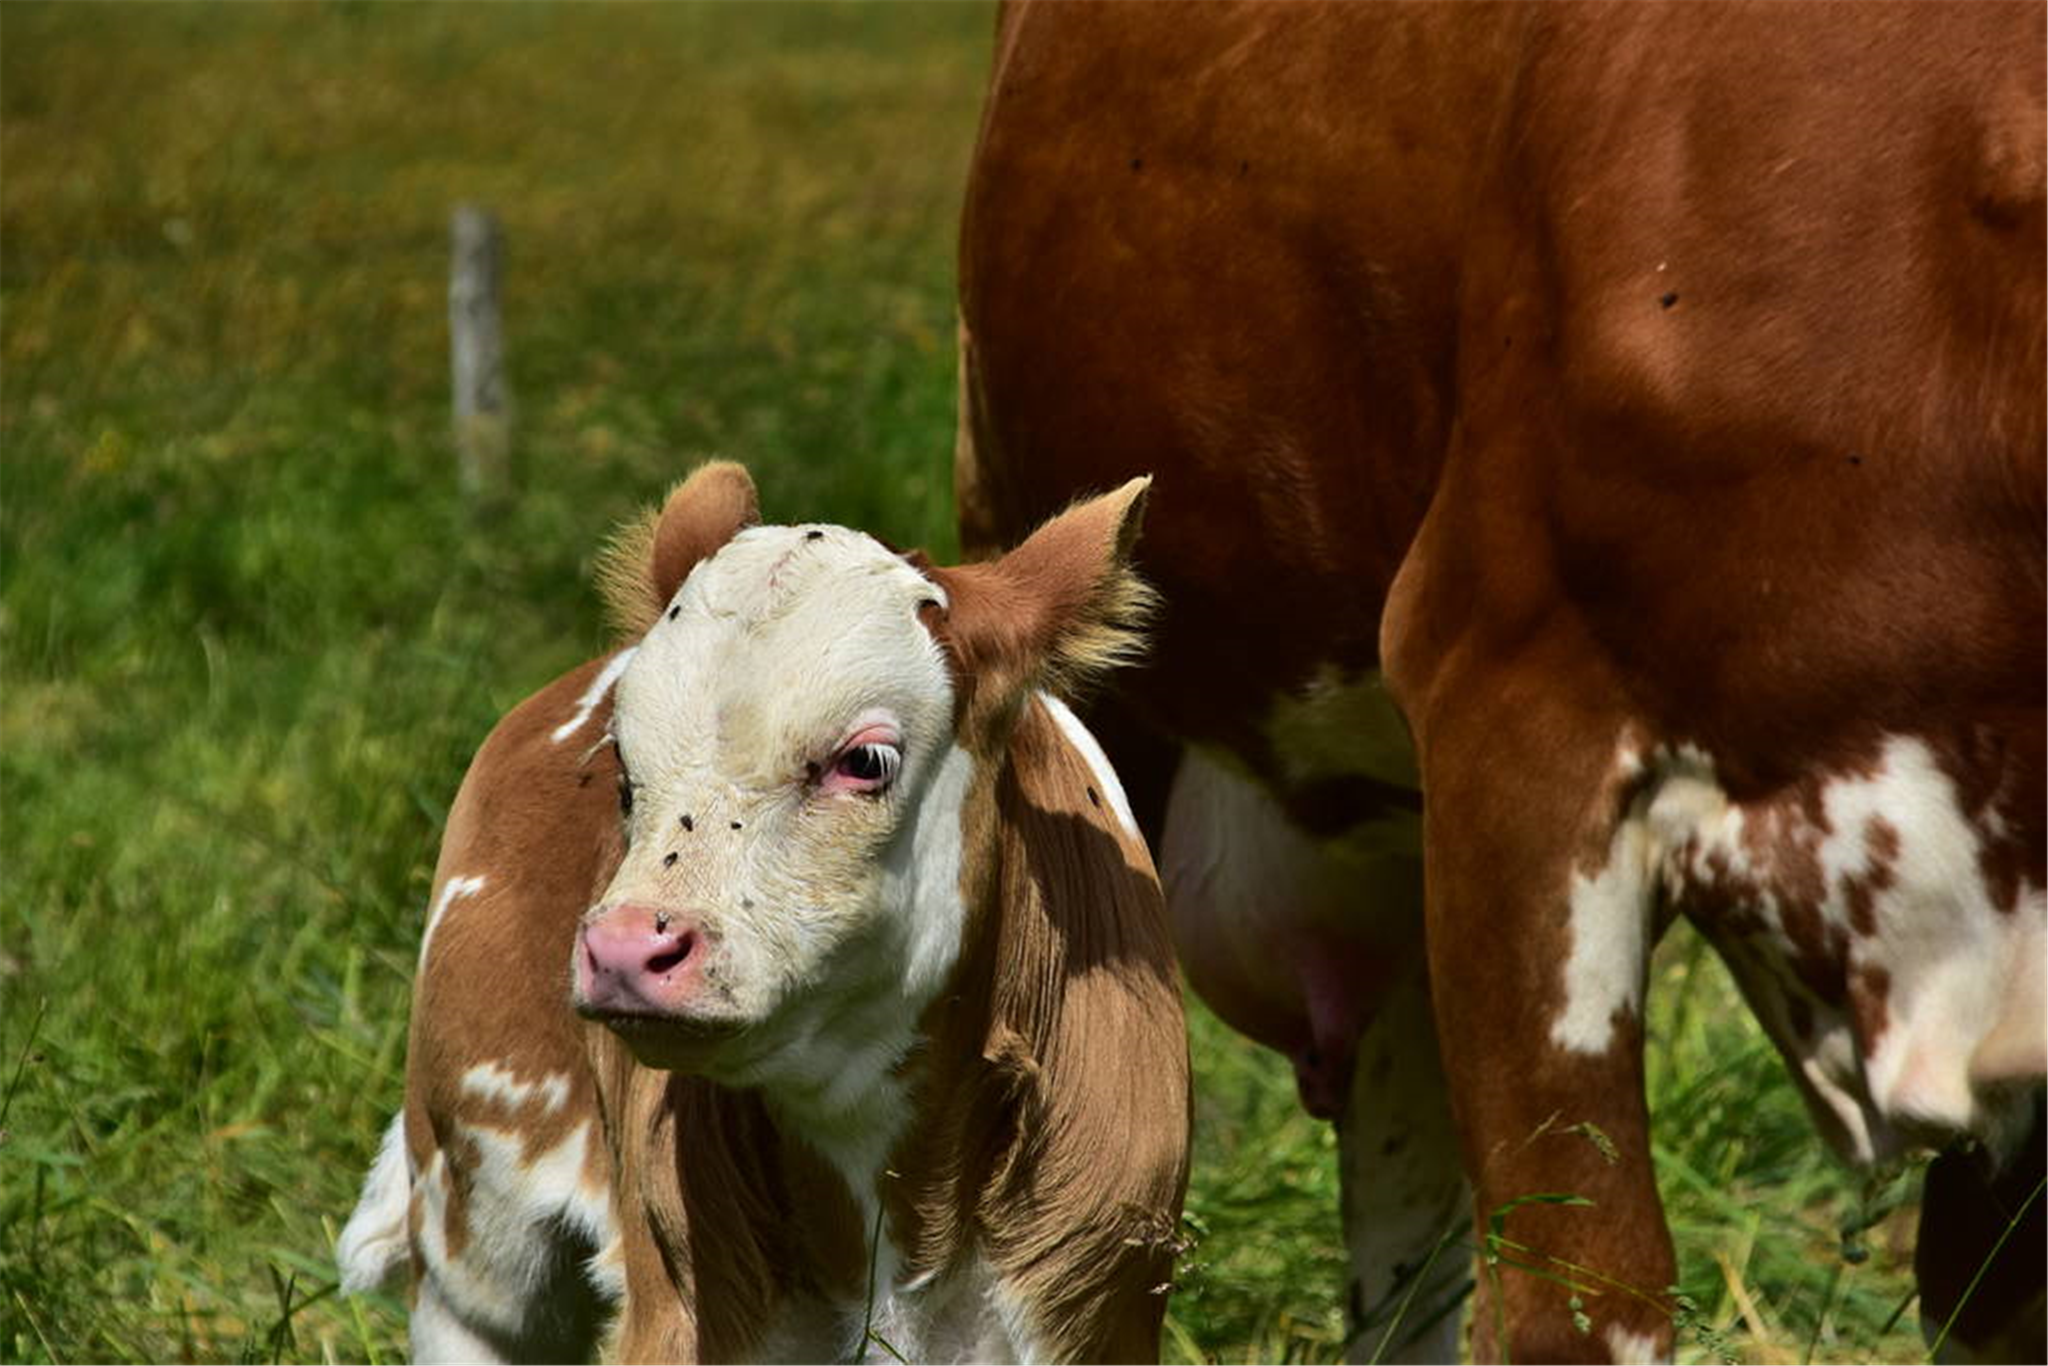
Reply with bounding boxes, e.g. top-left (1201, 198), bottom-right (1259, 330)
top-left (1159, 671), bottom-right (1426, 1118)
top-left (1591, 731), bottom-right (2044, 1165)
